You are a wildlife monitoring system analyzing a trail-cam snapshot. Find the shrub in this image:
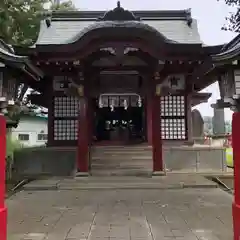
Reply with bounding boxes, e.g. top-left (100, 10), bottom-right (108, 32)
top-left (6, 135), bottom-right (23, 160)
